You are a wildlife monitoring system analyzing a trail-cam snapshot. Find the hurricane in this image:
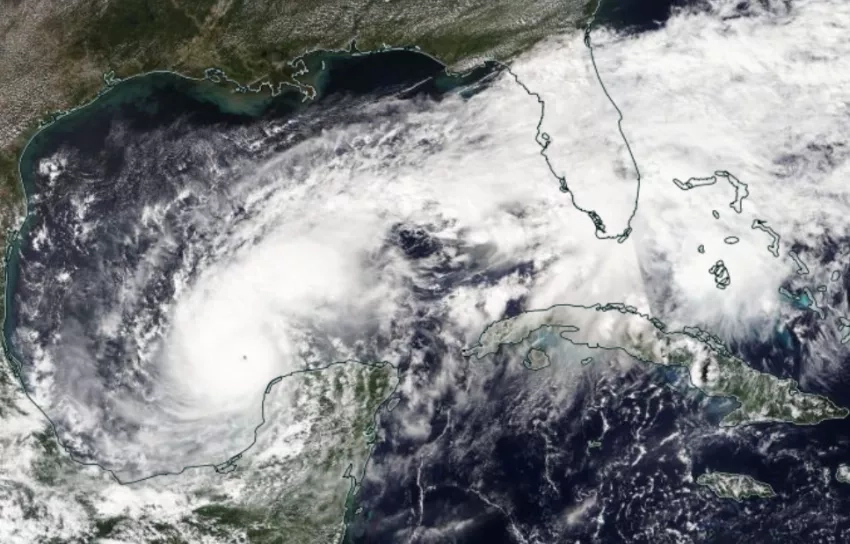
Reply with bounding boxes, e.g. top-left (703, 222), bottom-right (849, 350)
top-left (4, 0), bottom-right (850, 540)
